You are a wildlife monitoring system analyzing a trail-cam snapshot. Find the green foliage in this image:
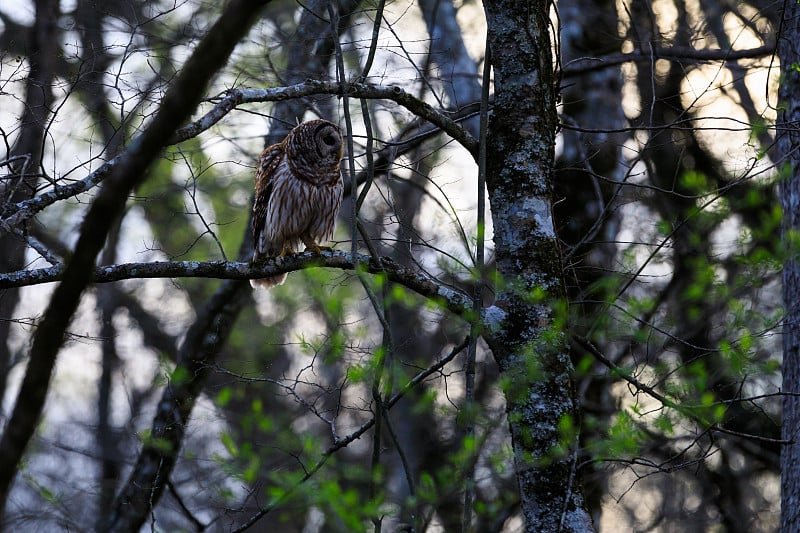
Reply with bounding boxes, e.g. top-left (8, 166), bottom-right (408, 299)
top-left (749, 116), bottom-right (769, 144)
top-left (409, 387), bottom-right (438, 416)
top-left (557, 413), bottom-right (578, 455)
top-left (215, 425), bottom-right (266, 486)
top-left (679, 170), bottom-right (710, 195)
top-left (138, 429), bottom-right (175, 455)
top-left (574, 353), bottom-right (595, 376)
top-left (216, 386), bottom-right (233, 408)
top-left (653, 412), bottom-right (674, 435)
top-left (169, 364), bottom-right (189, 386)
top-left (718, 334), bottom-right (753, 377)
top-left (314, 479), bottom-right (382, 531)
top-left (592, 410), bottom-right (645, 458)
top-left (23, 474), bottom-right (60, 505)
top-left (259, 458), bottom-right (384, 530)
top-left (656, 219), bottom-right (673, 237)
top-left (784, 228), bottom-right (800, 261)
top-left (386, 282), bottom-right (421, 309)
